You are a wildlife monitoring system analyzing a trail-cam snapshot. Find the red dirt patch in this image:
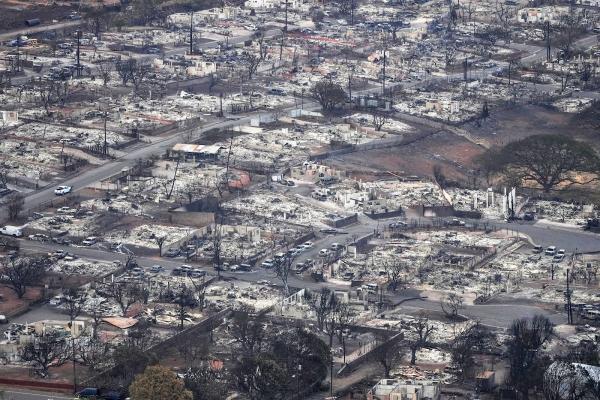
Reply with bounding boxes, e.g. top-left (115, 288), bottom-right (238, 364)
top-left (332, 131), bottom-right (484, 181)
top-left (0, 285), bottom-right (43, 317)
